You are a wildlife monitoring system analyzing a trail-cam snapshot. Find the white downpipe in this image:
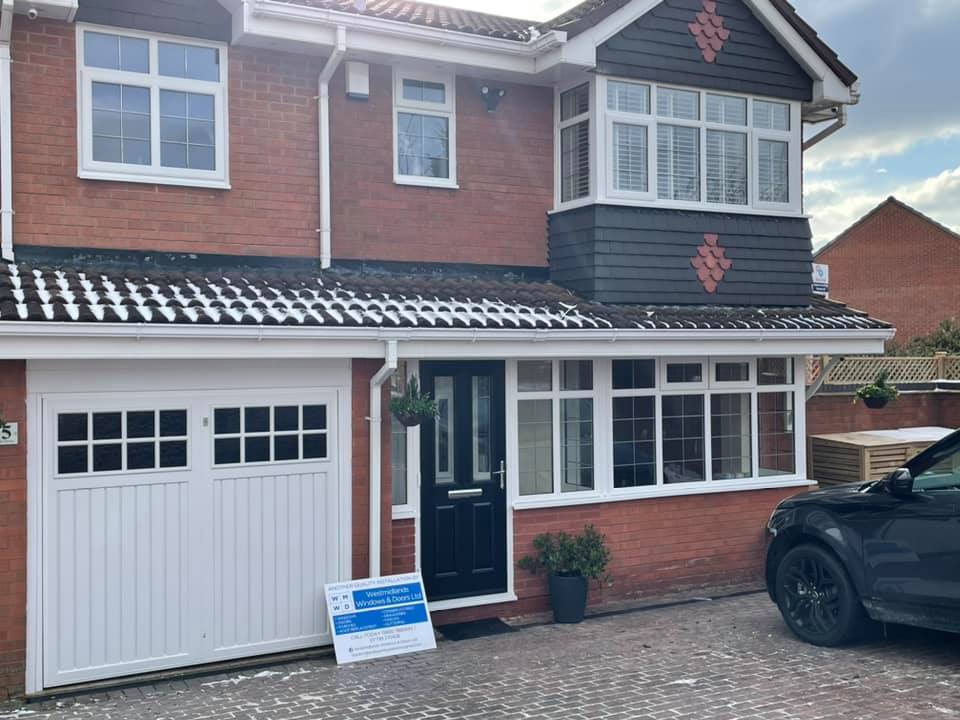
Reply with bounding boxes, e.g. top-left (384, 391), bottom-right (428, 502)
top-left (0, 0), bottom-right (14, 262)
top-left (318, 25), bottom-right (346, 269)
top-left (368, 339), bottom-right (398, 578)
